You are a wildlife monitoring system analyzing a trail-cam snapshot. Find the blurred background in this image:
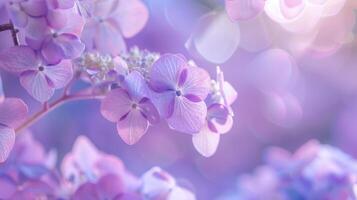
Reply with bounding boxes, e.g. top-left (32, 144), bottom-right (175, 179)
top-left (0, 0), bottom-right (357, 199)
